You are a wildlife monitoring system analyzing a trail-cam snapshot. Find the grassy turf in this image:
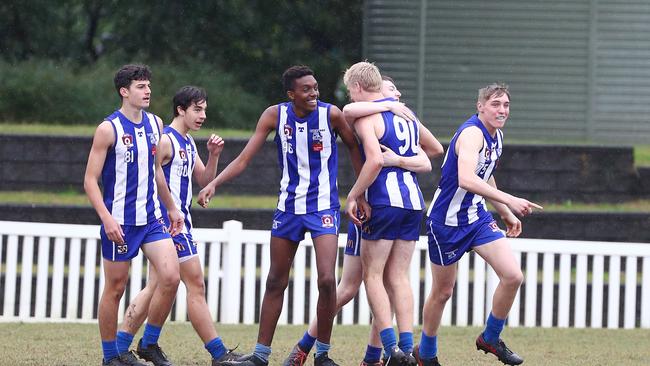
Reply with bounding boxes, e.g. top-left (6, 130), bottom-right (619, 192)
top-left (0, 323), bottom-right (648, 365)
top-left (1, 190), bottom-right (650, 212)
